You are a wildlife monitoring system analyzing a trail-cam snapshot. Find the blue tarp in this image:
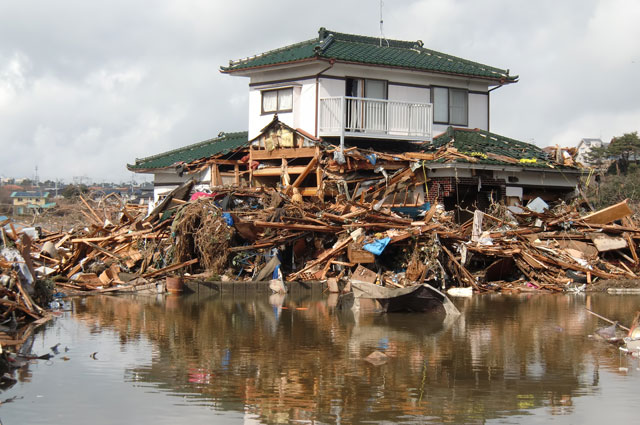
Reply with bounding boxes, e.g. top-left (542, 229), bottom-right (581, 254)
top-left (365, 154), bottom-right (377, 165)
top-left (222, 212), bottom-right (234, 226)
top-left (363, 237), bottom-right (391, 256)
